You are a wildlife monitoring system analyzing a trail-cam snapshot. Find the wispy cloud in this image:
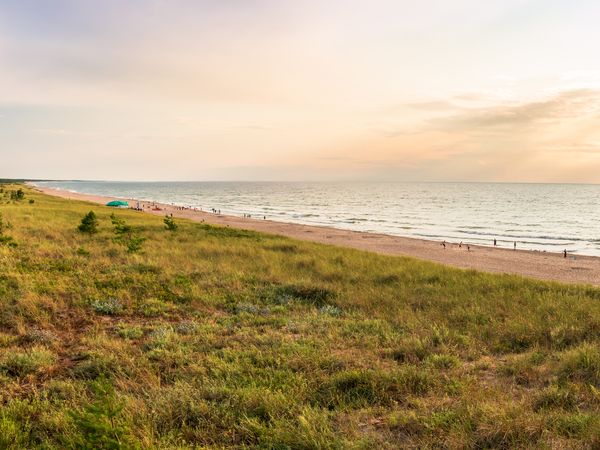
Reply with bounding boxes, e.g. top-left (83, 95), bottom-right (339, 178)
top-left (428, 89), bottom-right (600, 132)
